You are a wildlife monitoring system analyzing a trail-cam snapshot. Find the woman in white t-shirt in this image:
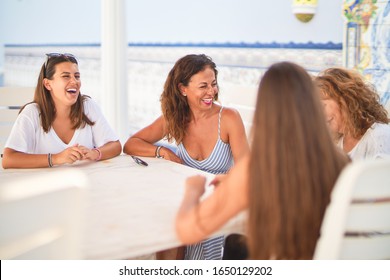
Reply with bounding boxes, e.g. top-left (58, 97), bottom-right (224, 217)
top-left (2, 53), bottom-right (121, 169)
top-left (314, 67), bottom-right (390, 160)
